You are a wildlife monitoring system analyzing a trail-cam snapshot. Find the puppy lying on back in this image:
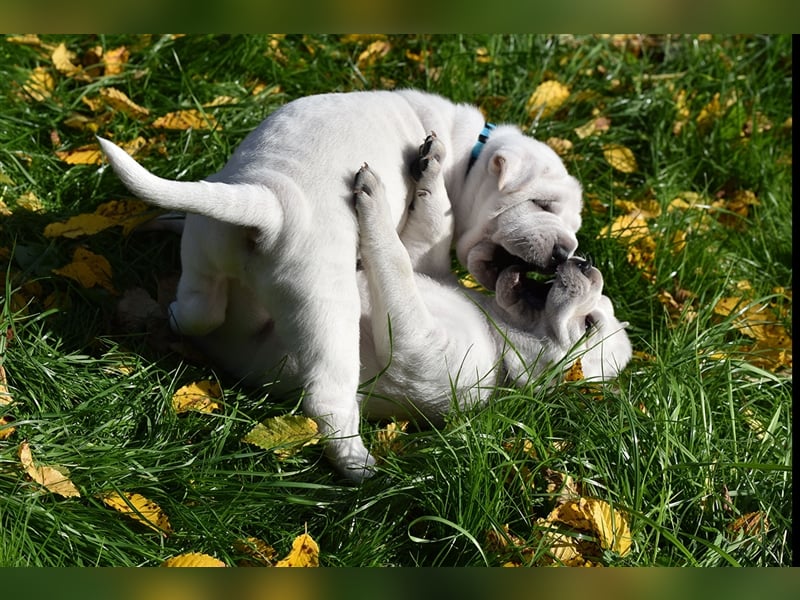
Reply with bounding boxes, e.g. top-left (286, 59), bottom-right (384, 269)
top-left (353, 135), bottom-right (632, 424)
